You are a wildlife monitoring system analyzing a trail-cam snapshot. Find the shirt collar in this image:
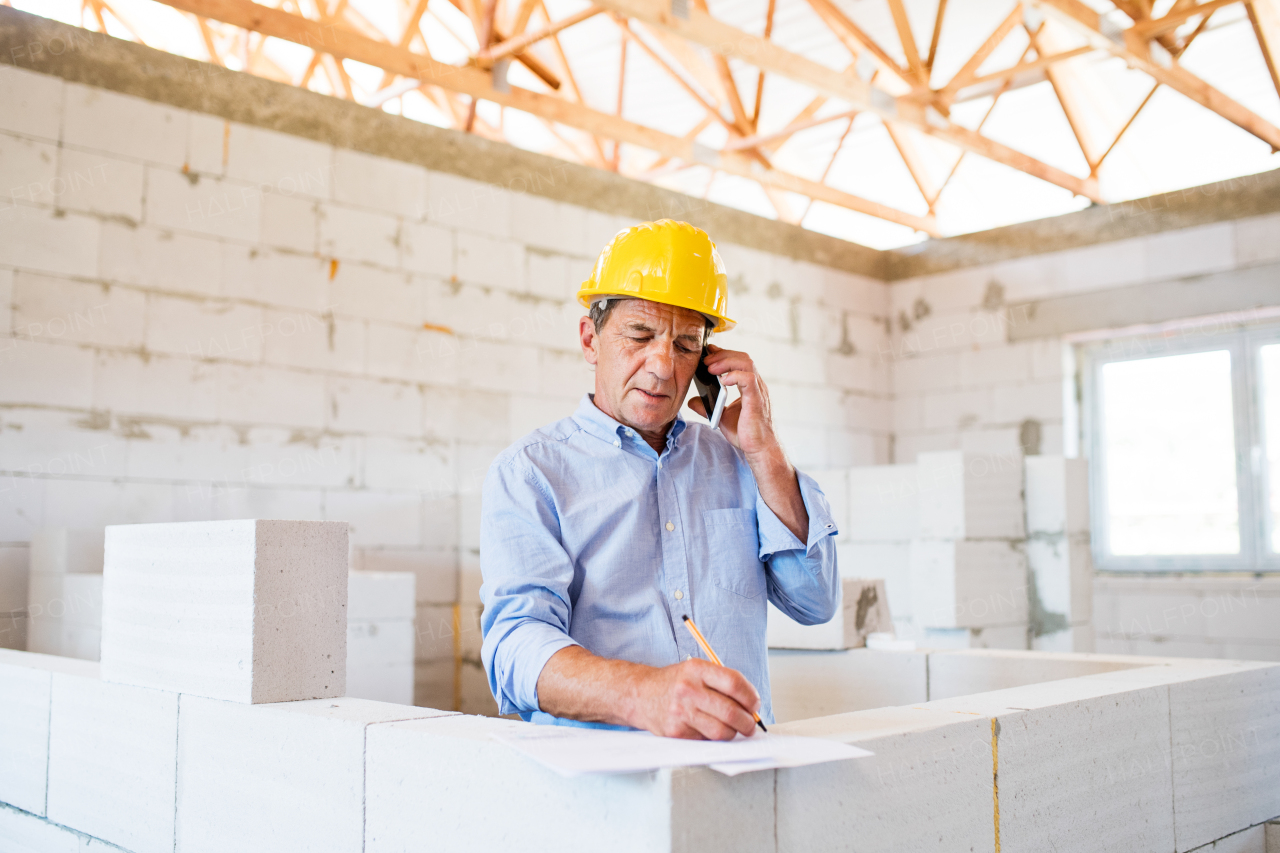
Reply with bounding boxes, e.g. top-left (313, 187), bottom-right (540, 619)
top-left (573, 394), bottom-right (687, 448)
